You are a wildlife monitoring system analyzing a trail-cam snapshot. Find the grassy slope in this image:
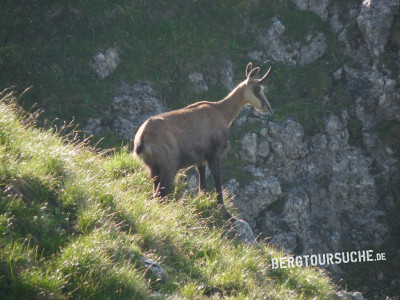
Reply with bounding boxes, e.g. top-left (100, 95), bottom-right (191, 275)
top-left (3, 1), bottom-right (399, 297)
top-left (0, 93), bottom-right (336, 298)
